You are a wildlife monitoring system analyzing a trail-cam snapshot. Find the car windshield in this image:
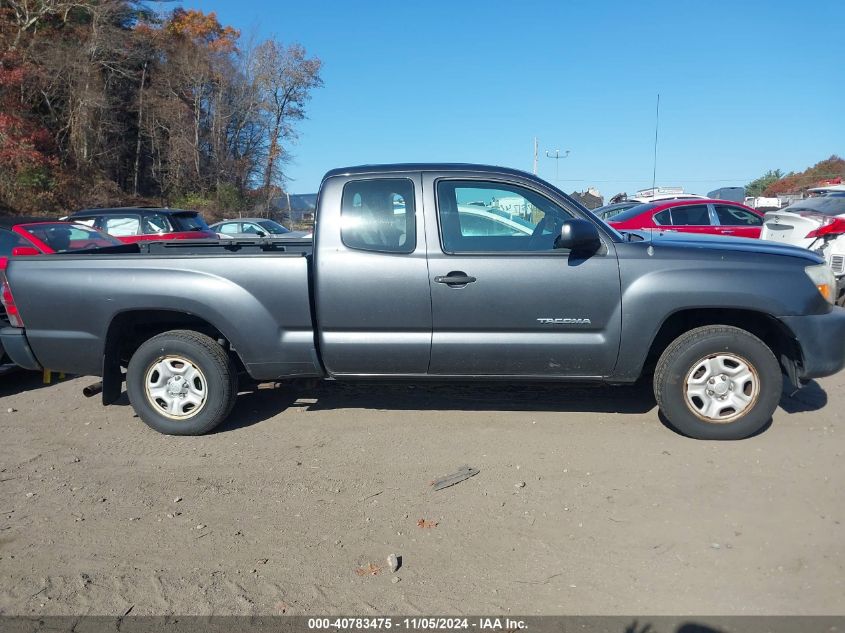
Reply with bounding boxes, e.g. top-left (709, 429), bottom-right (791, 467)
top-left (608, 203), bottom-right (659, 222)
top-left (257, 220), bottom-right (290, 234)
top-left (19, 222), bottom-right (122, 252)
top-left (171, 212), bottom-right (211, 232)
top-left (784, 197), bottom-right (845, 216)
